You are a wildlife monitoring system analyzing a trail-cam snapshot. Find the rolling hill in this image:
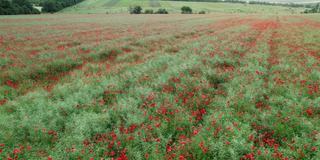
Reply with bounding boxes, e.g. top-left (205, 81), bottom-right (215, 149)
top-left (253, 0), bottom-right (320, 4)
top-left (60, 0), bottom-right (305, 14)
